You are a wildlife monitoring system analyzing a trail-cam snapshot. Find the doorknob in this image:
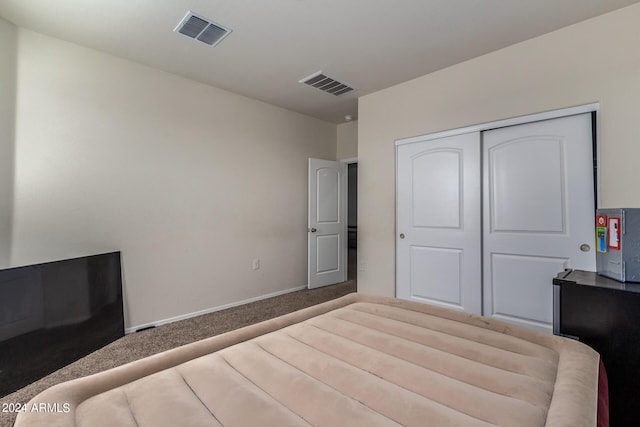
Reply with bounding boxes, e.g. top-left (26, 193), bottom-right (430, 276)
top-left (580, 243), bottom-right (591, 252)
top-left (399, 233), bottom-right (405, 239)
top-left (309, 228), bottom-right (317, 233)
